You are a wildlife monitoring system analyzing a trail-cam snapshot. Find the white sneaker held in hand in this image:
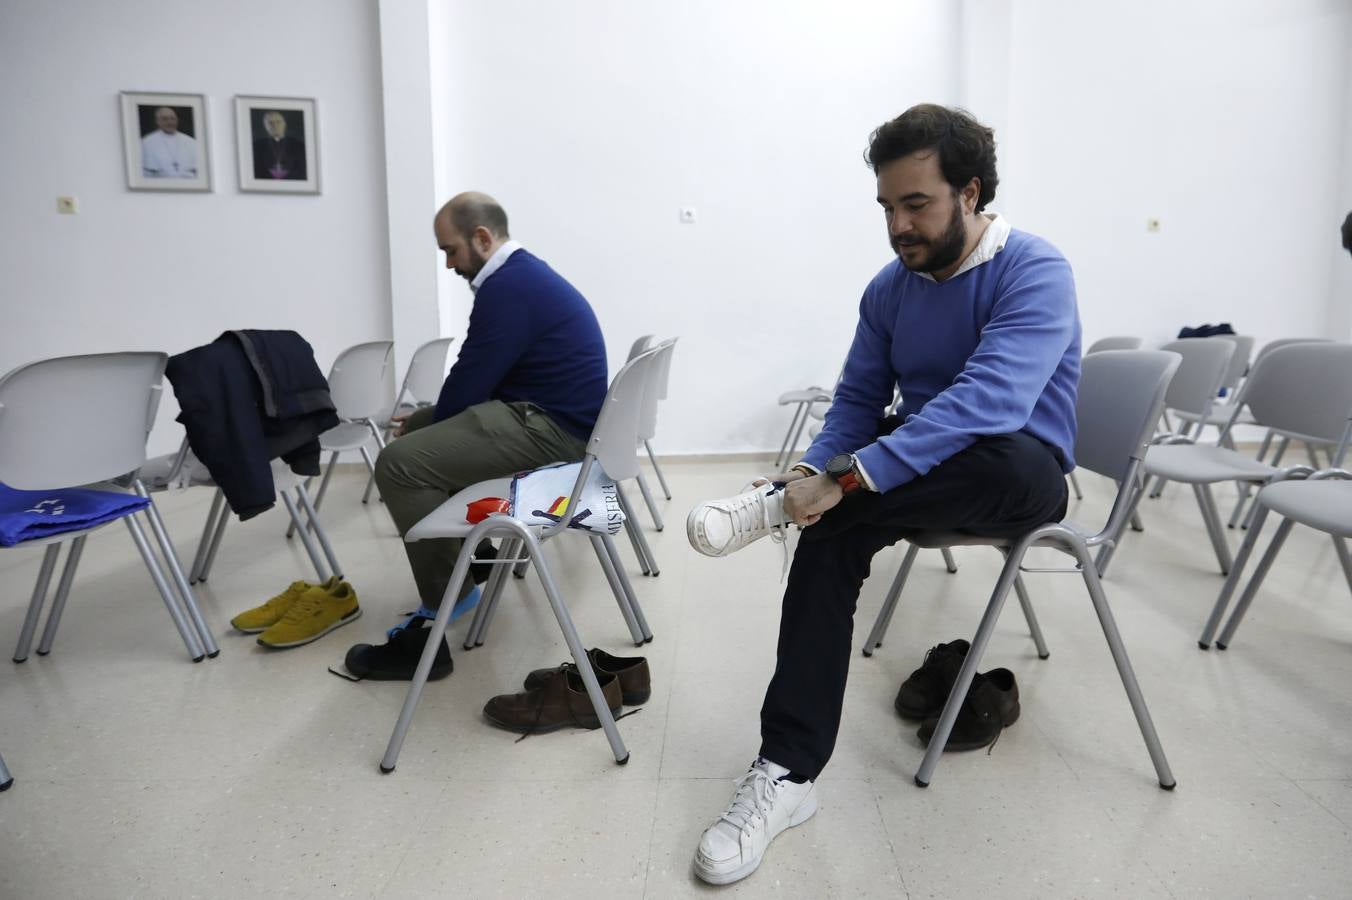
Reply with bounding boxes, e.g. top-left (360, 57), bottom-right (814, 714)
top-left (686, 482), bottom-right (791, 558)
top-left (692, 758), bottom-right (818, 885)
